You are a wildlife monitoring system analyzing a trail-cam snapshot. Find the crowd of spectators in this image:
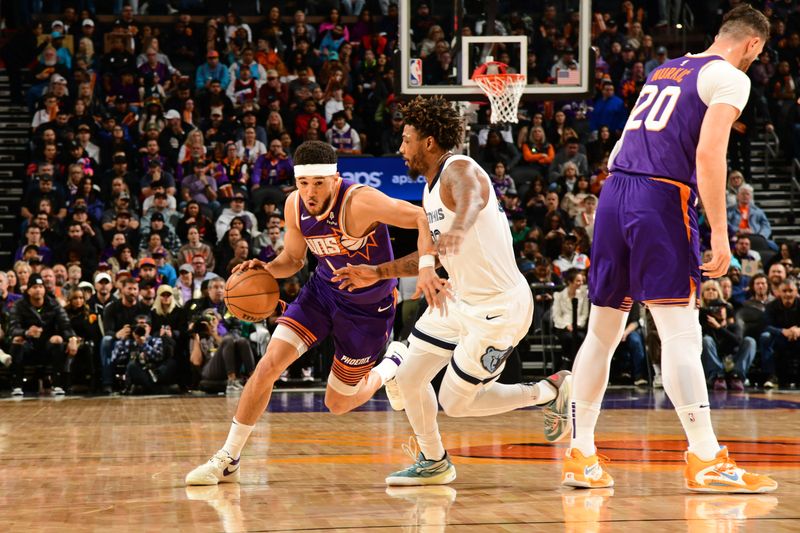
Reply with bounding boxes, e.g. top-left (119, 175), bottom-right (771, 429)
top-left (0, 1), bottom-right (798, 396)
